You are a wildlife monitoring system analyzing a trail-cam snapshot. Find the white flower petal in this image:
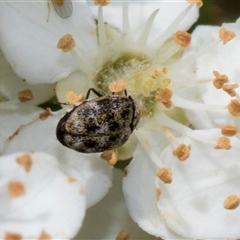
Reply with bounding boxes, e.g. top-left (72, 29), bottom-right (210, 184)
top-left (0, 104), bottom-right (42, 152)
top-left (191, 22), bottom-right (240, 105)
top-left (55, 71), bottom-right (90, 103)
top-left (134, 127), bottom-right (170, 166)
top-left (89, 1), bottom-right (199, 43)
top-left (0, 151), bottom-right (85, 239)
top-left (0, 49), bottom-right (55, 104)
top-left (156, 129), bottom-right (240, 238)
top-left (76, 168), bottom-right (158, 239)
top-left (0, 1), bottom-right (99, 84)
top-left (2, 109), bottom-right (112, 208)
top-left (184, 21), bottom-right (240, 126)
top-left (122, 144), bottom-right (182, 238)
